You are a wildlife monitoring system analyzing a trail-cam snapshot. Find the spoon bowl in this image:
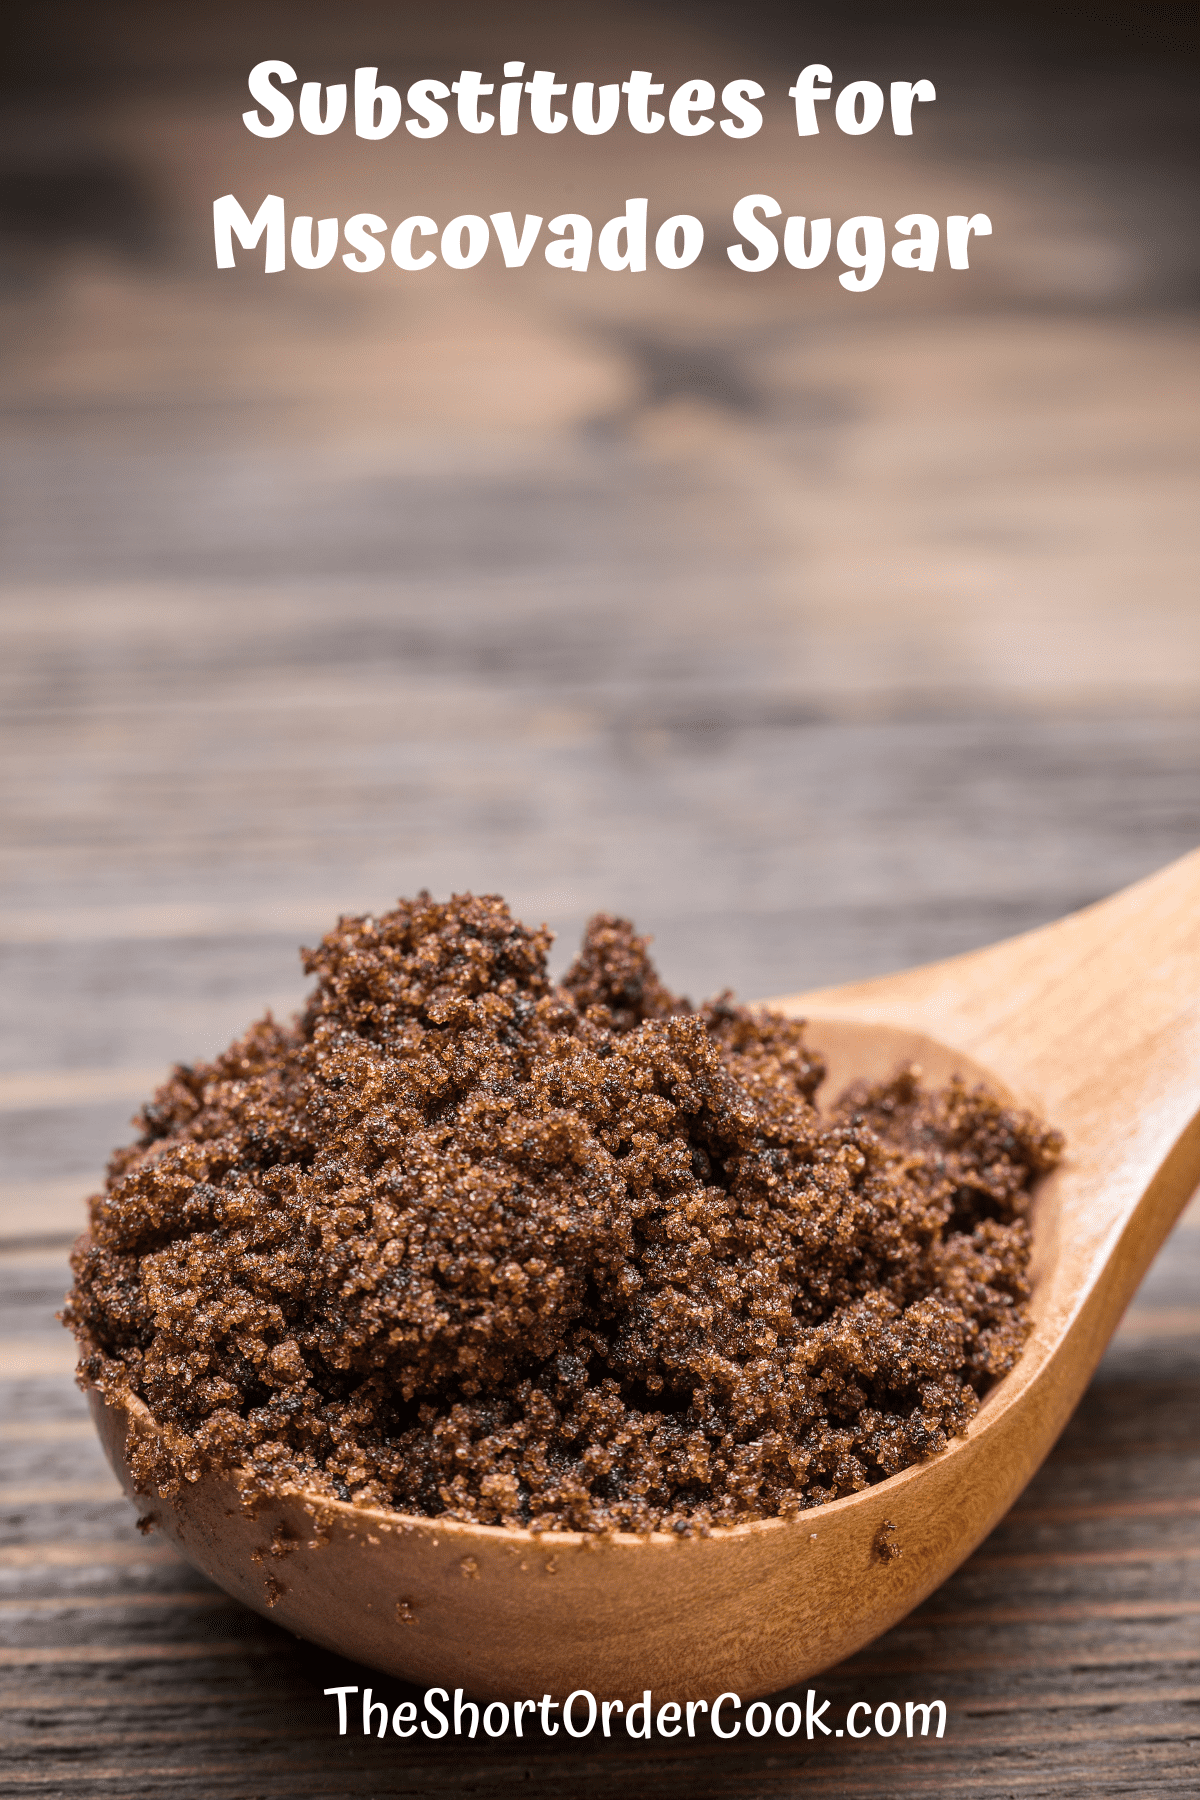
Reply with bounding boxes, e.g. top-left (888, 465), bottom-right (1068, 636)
top-left (84, 852), bottom-right (1200, 1702)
